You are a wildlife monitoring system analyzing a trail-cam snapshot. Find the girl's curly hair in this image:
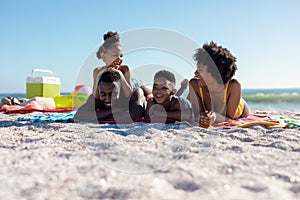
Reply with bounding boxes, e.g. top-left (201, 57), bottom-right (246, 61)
top-left (96, 31), bottom-right (120, 59)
